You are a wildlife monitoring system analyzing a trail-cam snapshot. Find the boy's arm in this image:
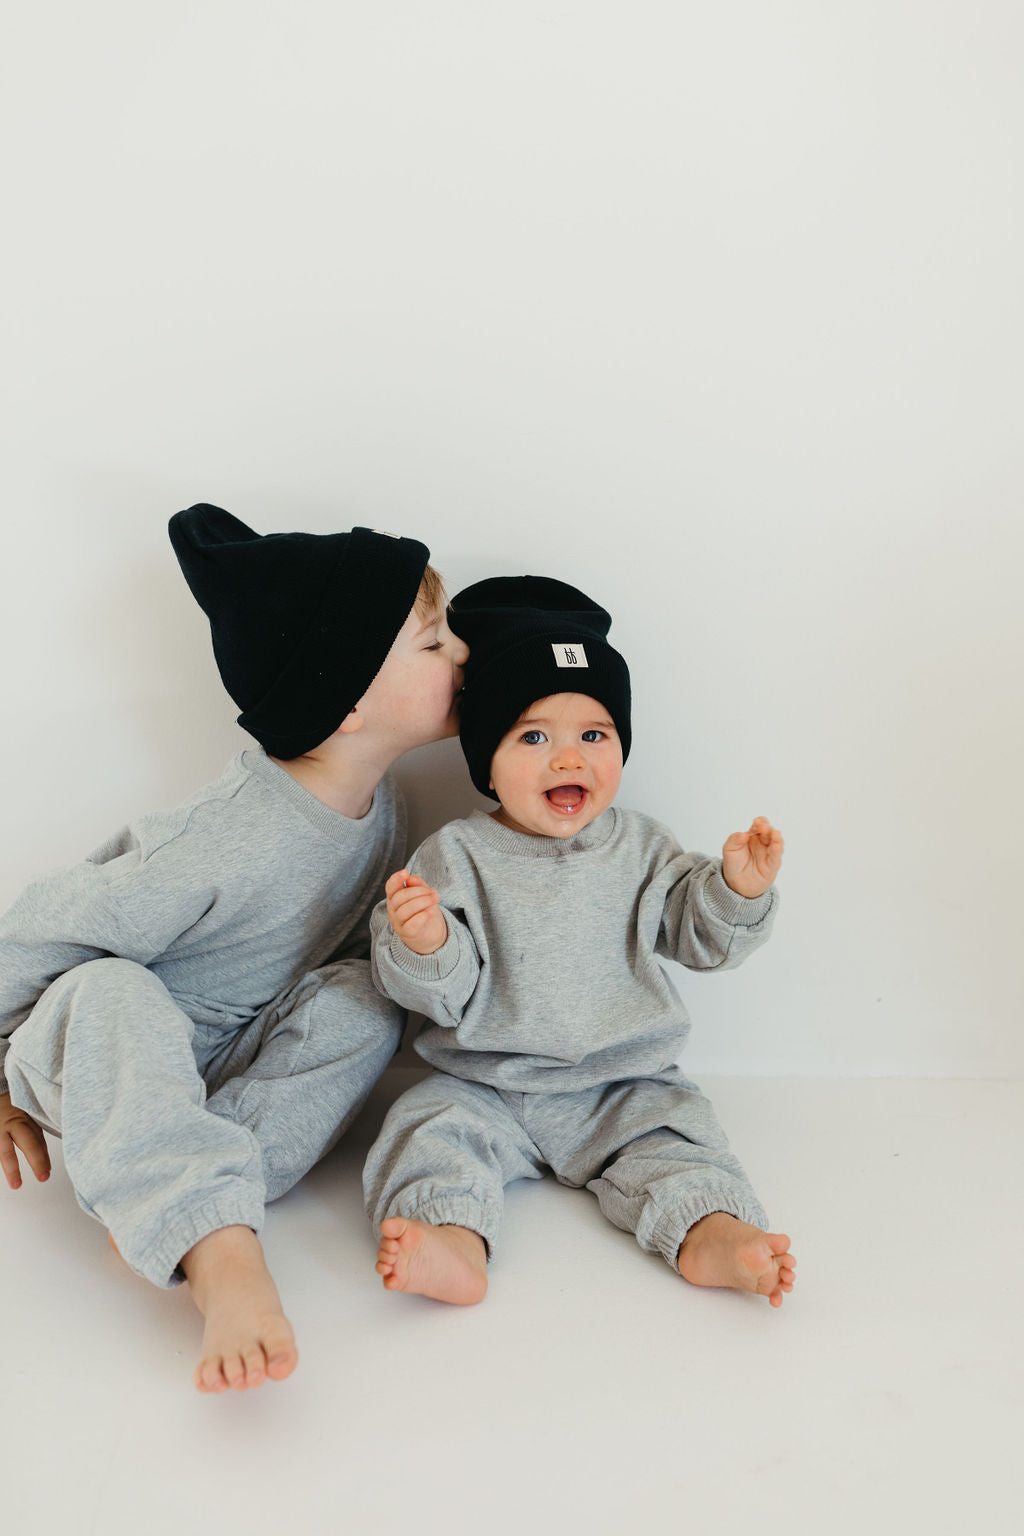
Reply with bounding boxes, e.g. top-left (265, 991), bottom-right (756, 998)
top-left (656, 819), bottom-right (780, 972)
